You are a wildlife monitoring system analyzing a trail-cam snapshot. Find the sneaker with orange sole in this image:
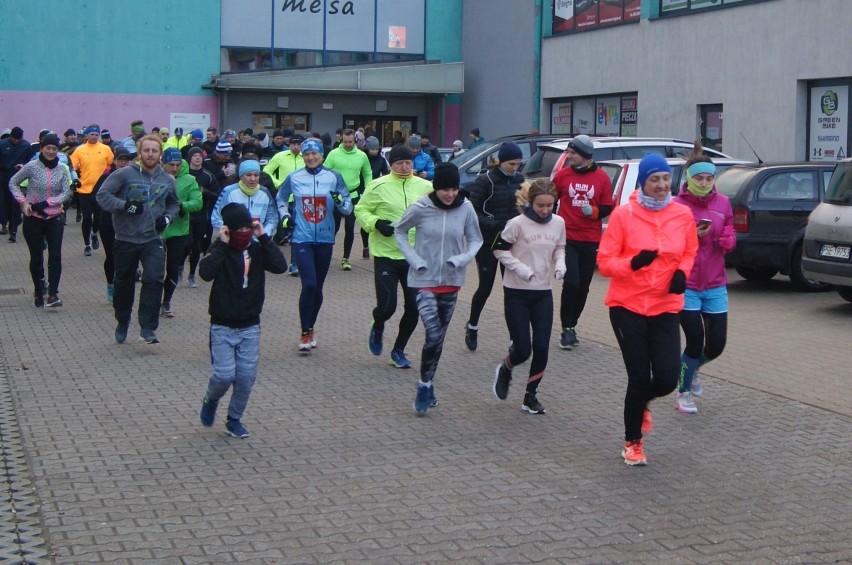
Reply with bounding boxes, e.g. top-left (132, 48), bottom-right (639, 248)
top-left (641, 408), bottom-right (653, 435)
top-left (622, 439), bottom-right (647, 466)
